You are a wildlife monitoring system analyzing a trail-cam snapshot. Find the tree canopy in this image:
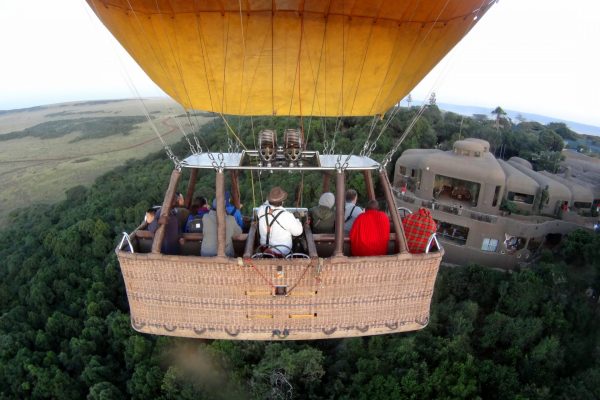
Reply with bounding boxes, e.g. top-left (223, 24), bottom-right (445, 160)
top-left (1, 110), bottom-right (598, 399)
